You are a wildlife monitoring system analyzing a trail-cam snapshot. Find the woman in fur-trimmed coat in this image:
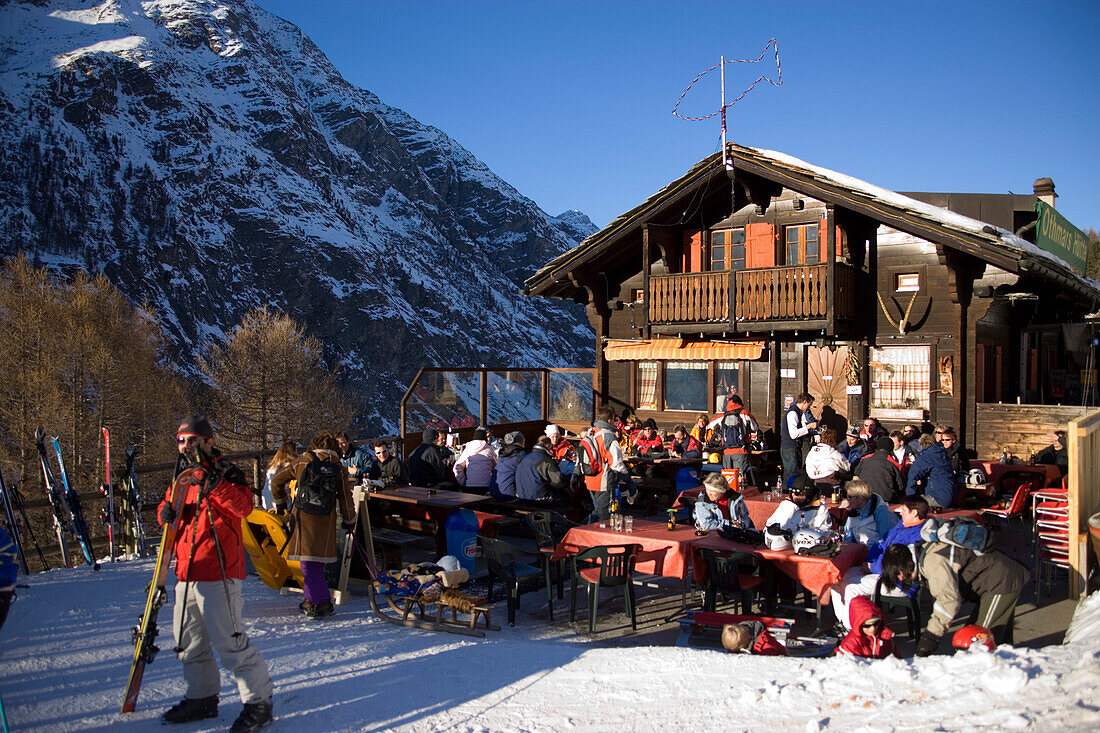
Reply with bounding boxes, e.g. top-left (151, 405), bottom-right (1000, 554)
top-left (271, 431), bottom-right (354, 617)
